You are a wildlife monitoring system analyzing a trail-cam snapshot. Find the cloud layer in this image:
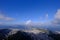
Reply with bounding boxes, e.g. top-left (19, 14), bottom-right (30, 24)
top-left (52, 9), bottom-right (60, 26)
top-left (24, 9), bottom-right (60, 28)
top-left (0, 14), bottom-right (14, 21)
top-left (0, 9), bottom-right (60, 28)
top-left (55, 9), bottom-right (60, 19)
